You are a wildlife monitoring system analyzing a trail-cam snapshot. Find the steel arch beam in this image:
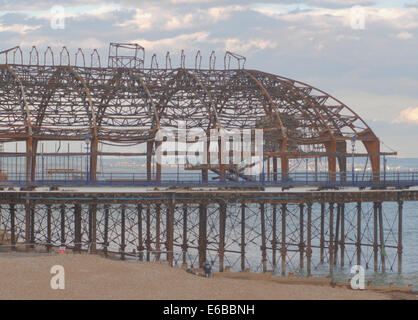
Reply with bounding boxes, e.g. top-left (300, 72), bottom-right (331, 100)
top-left (243, 70), bottom-right (290, 177)
top-left (67, 66), bottom-right (98, 180)
top-left (2, 65), bottom-right (34, 181)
